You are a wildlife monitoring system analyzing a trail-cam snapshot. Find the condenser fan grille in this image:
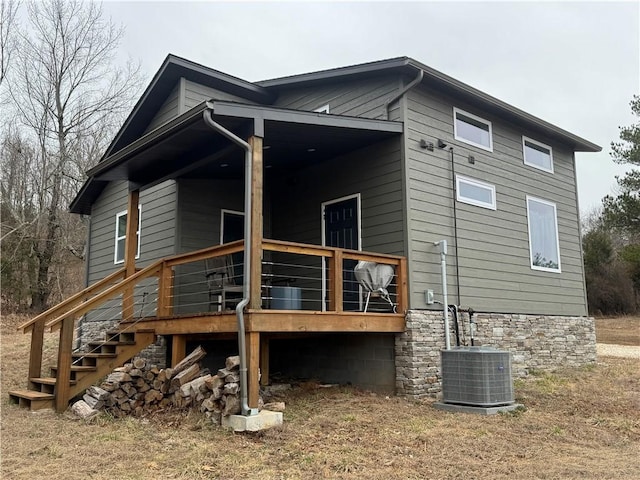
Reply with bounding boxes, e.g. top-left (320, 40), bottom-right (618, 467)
top-left (441, 347), bottom-right (514, 407)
